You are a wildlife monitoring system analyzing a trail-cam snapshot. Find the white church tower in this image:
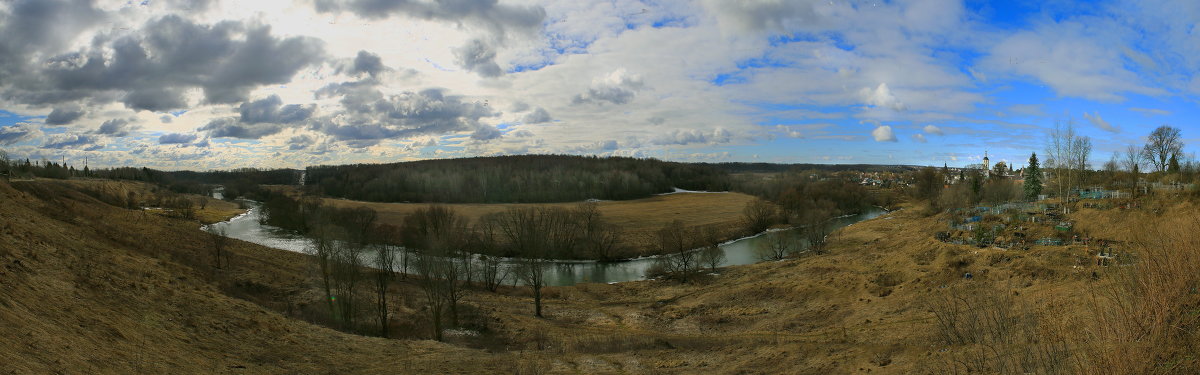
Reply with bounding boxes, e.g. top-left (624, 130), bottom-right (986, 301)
top-left (982, 151), bottom-right (990, 178)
